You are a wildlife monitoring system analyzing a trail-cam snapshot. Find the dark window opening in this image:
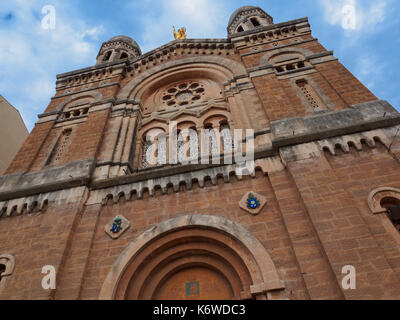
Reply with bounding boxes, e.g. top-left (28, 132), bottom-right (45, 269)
top-left (120, 52), bottom-right (128, 59)
top-left (276, 66), bottom-right (284, 73)
top-left (286, 64), bottom-right (295, 71)
top-left (251, 18), bottom-right (261, 27)
top-left (103, 51), bottom-right (112, 61)
top-left (381, 197), bottom-right (400, 232)
top-left (237, 26), bottom-right (244, 33)
top-left (298, 61), bottom-right (305, 68)
top-left (0, 264), bottom-right (5, 282)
